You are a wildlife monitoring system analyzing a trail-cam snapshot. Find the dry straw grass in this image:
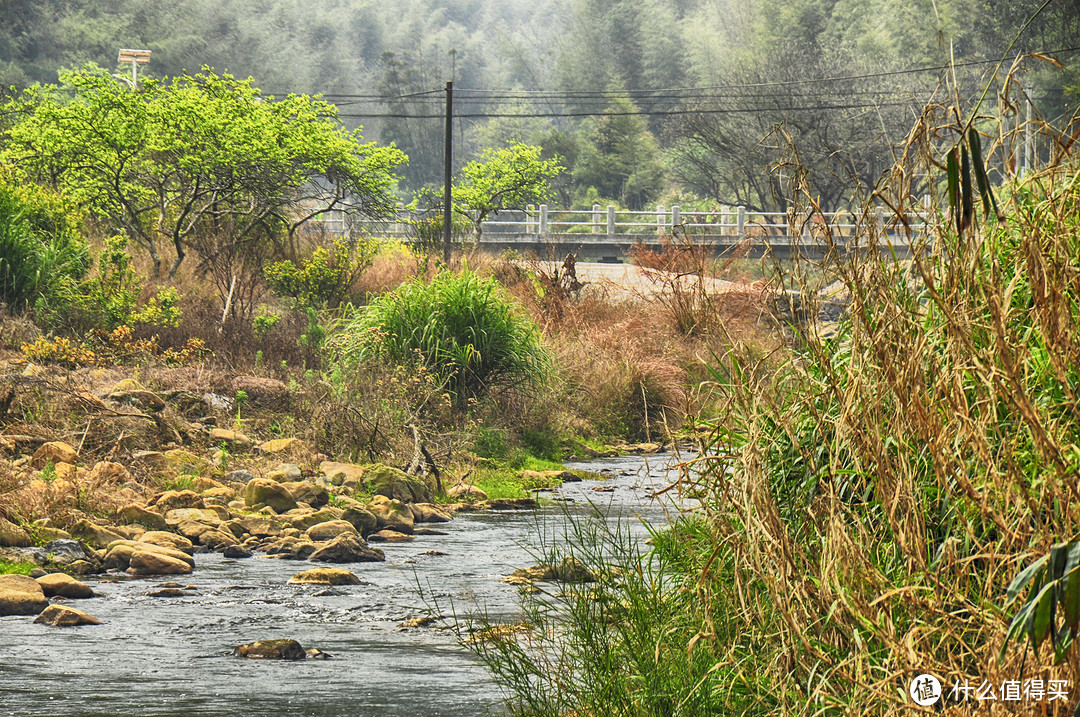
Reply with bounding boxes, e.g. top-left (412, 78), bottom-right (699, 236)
top-left (686, 85), bottom-right (1080, 712)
